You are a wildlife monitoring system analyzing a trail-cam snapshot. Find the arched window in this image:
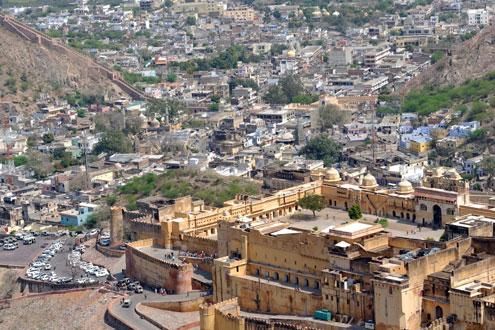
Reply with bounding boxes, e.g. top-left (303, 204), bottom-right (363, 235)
top-left (285, 274), bottom-right (289, 283)
top-left (274, 272), bottom-right (279, 281)
top-left (420, 204), bottom-right (428, 211)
